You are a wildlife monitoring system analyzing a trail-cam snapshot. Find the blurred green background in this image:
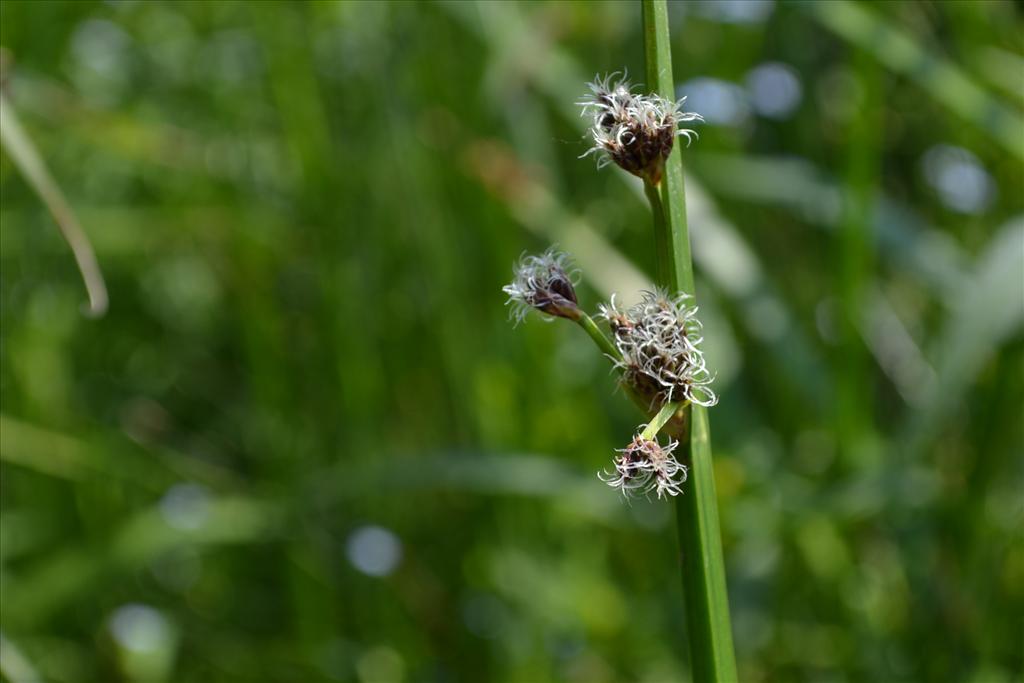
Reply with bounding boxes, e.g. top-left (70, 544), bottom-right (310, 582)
top-left (1, 1), bottom-right (1022, 682)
